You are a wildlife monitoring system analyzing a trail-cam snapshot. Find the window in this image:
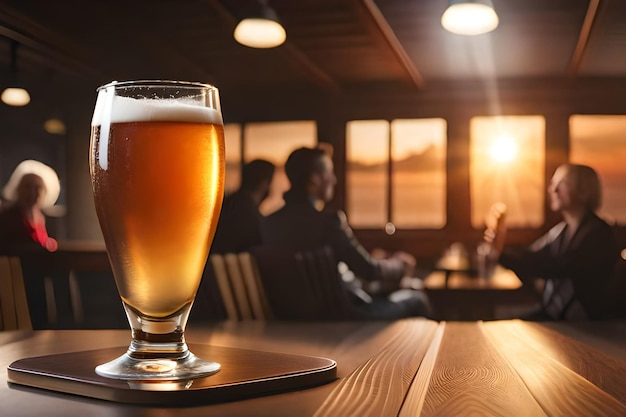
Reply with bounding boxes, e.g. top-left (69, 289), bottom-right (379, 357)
top-left (391, 119), bottom-right (446, 228)
top-left (224, 124), bottom-right (242, 194)
top-left (243, 121), bottom-right (317, 215)
top-left (570, 115), bottom-right (626, 224)
top-left (346, 118), bottom-right (447, 229)
top-left (470, 116), bottom-right (545, 228)
top-left (346, 120), bottom-right (389, 227)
